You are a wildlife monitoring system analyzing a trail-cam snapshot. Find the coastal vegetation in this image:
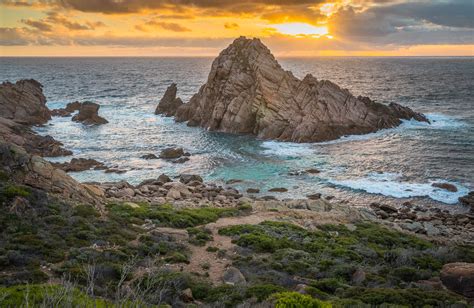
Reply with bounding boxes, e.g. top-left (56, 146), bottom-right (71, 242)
top-left (1, 170), bottom-right (472, 307)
